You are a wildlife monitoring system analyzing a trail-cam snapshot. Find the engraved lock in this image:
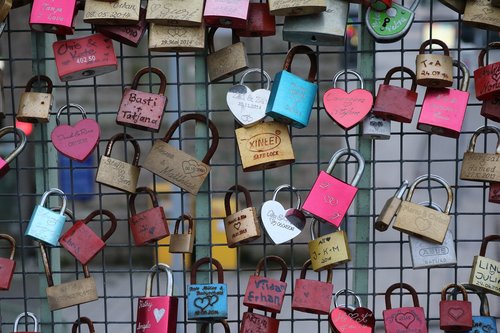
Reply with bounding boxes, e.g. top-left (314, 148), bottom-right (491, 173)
top-left (95, 7), bottom-right (148, 47)
top-left (226, 68), bottom-right (271, 127)
top-left (25, 188), bottom-right (68, 246)
top-left (128, 187), bottom-right (170, 246)
top-left (234, 2), bottom-right (276, 37)
top-left (283, 0), bottom-right (349, 46)
top-left (51, 103), bottom-right (100, 162)
top-left (116, 67), bottom-right (168, 132)
top-left (0, 126), bottom-right (27, 179)
top-left (240, 307), bottom-right (279, 333)
top-left (12, 312), bottom-right (40, 333)
top-left (439, 283), bottom-right (473, 331)
top-left (292, 259), bottom-right (333, 315)
top-left (374, 180), bottom-right (409, 232)
top-left (382, 283), bottom-right (428, 333)
top-left (71, 317), bottom-right (96, 333)
top-left (266, 45), bottom-right (318, 128)
top-left (329, 289), bottom-right (375, 333)
top-left (361, 112), bottom-right (391, 140)
top-left (463, 0), bottom-right (500, 32)
top-left (416, 39), bottom-right (454, 88)
top-left (223, 185), bottom-right (261, 248)
top-left (143, 114), bottom-right (219, 195)
top-left (438, 0), bottom-right (465, 13)
top-left (474, 42), bottom-right (500, 101)
top-left (302, 148), bottom-right (365, 228)
top-left (29, 0), bottom-right (76, 35)
top-left (203, 0), bottom-right (250, 29)
top-left (201, 320), bottom-right (231, 333)
top-left (84, 0), bottom-right (140, 25)
top-left (481, 96), bottom-right (500, 123)
top-left (0, 234), bottom-right (15, 290)
top-left (148, 23), bottom-right (206, 52)
top-left (268, 0), bottom-right (326, 16)
top-left (460, 126), bottom-right (500, 183)
top-left (308, 219), bottom-right (351, 271)
top-left (418, 60), bottom-right (470, 138)
top-left (243, 255), bottom-right (288, 313)
top-left (95, 133), bottom-right (141, 193)
top-left (16, 75), bottom-right (53, 123)
top-left (469, 234), bottom-right (500, 296)
top-left (169, 214), bottom-right (195, 254)
top-left (392, 174), bottom-right (453, 244)
top-left (146, 0), bottom-right (204, 25)
top-left (260, 184), bottom-right (306, 245)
